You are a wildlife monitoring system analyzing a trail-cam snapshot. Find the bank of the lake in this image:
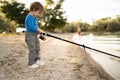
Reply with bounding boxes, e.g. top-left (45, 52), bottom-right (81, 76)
top-left (0, 33), bottom-right (114, 80)
top-left (73, 32), bottom-right (120, 80)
